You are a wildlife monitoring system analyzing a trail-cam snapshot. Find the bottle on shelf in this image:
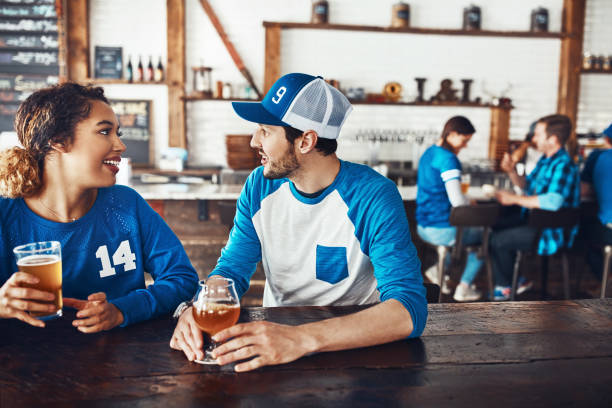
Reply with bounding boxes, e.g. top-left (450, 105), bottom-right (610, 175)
top-left (155, 57), bottom-right (164, 82)
top-left (126, 55), bottom-right (133, 83)
top-left (136, 55), bottom-right (144, 82)
top-left (147, 56), bottom-right (154, 82)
